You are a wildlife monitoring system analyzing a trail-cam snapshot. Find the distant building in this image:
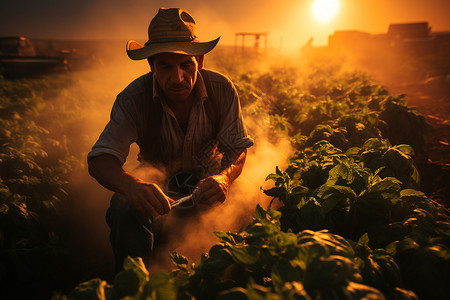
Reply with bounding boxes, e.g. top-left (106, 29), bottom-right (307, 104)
top-left (324, 22), bottom-right (450, 78)
top-left (387, 22), bottom-right (430, 39)
top-left (328, 30), bottom-right (388, 53)
top-left (234, 32), bottom-right (269, 55)
top-left (327, 22), bottom-right (450, 53)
